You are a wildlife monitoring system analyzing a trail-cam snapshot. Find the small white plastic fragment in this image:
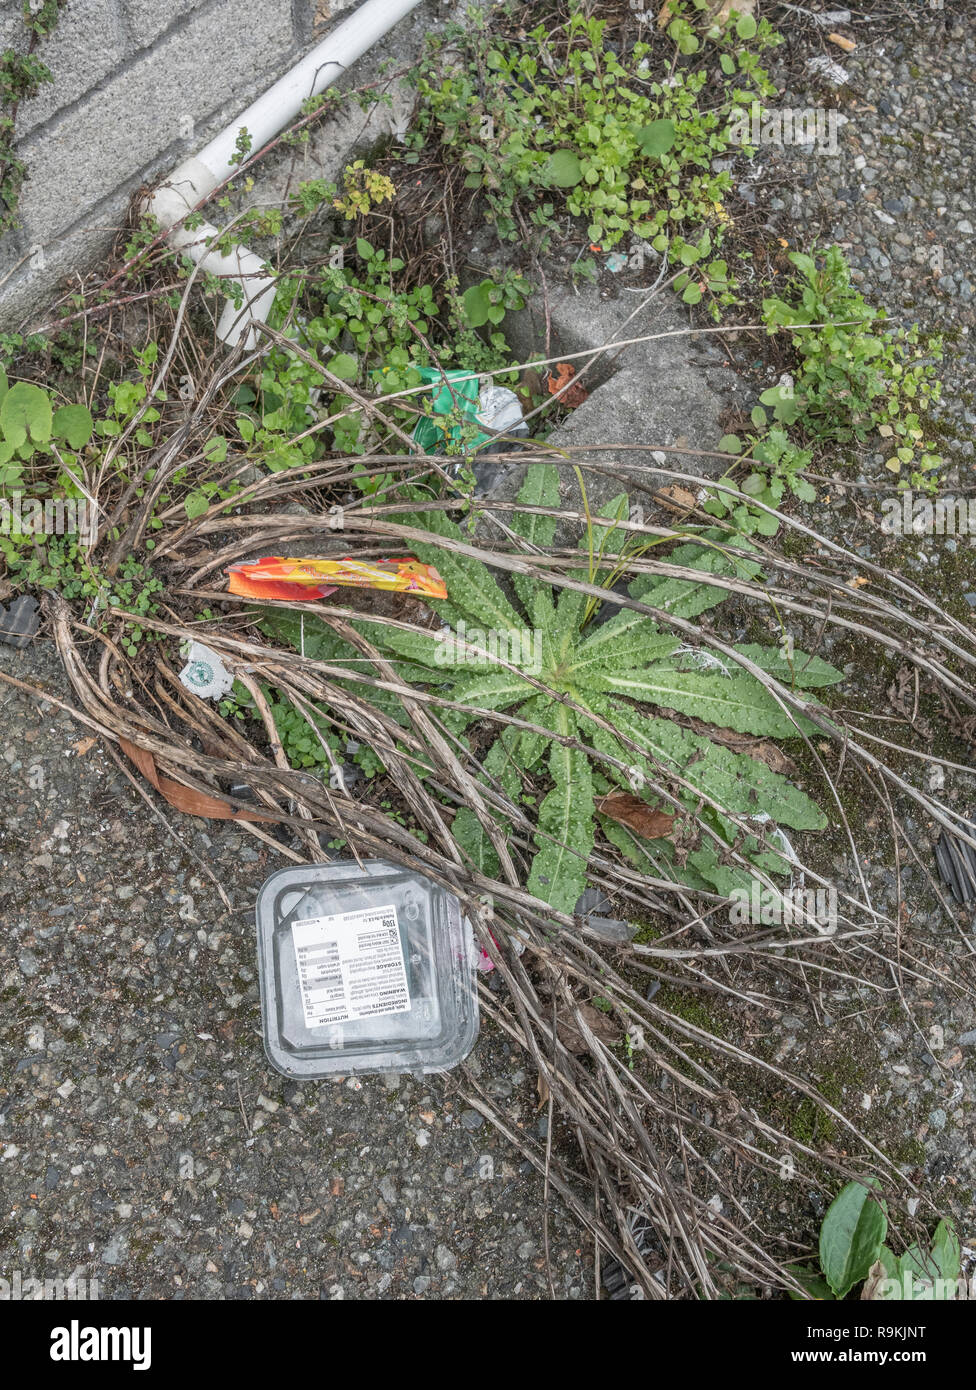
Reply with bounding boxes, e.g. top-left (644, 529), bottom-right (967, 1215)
top-left (806, 53), bottom-right (851, 87)
top-left (178, 641), bottom-right (234, 700)
top-left (476, 384), bottom-right (527, 437)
